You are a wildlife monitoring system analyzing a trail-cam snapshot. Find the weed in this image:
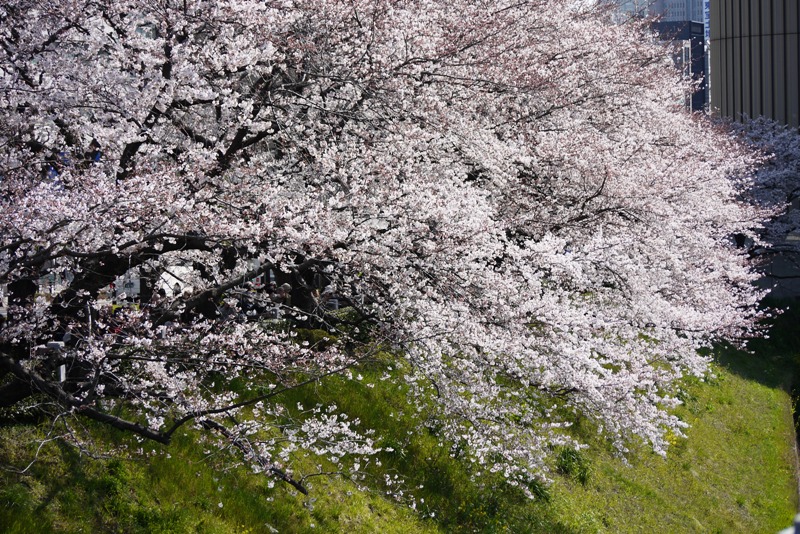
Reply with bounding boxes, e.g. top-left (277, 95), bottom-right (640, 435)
top-left (555, 447), bottom-right (591, 485)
